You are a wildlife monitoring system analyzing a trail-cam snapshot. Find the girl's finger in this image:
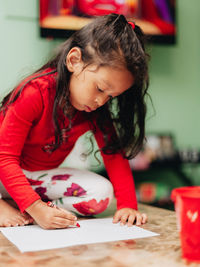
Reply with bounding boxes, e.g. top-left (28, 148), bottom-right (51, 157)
top-left (55, 218), bottom-right (77, 227)
top-left (58, 207), bottom-right (76, 216)
top-left (120, 213), bottom-right (129, 225)
top-left (112, 212), bottom-right (122, 223)
top-left (55, 209), bottom-right (77, 221)
top-left (127, 214), bottom-right (136, 227)
top-left (141, 213), bottom-right (148, 224)
top-left (135, 213), bottom-right (142, 226)
top-left (49, 223), bottom-right (68, 229)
